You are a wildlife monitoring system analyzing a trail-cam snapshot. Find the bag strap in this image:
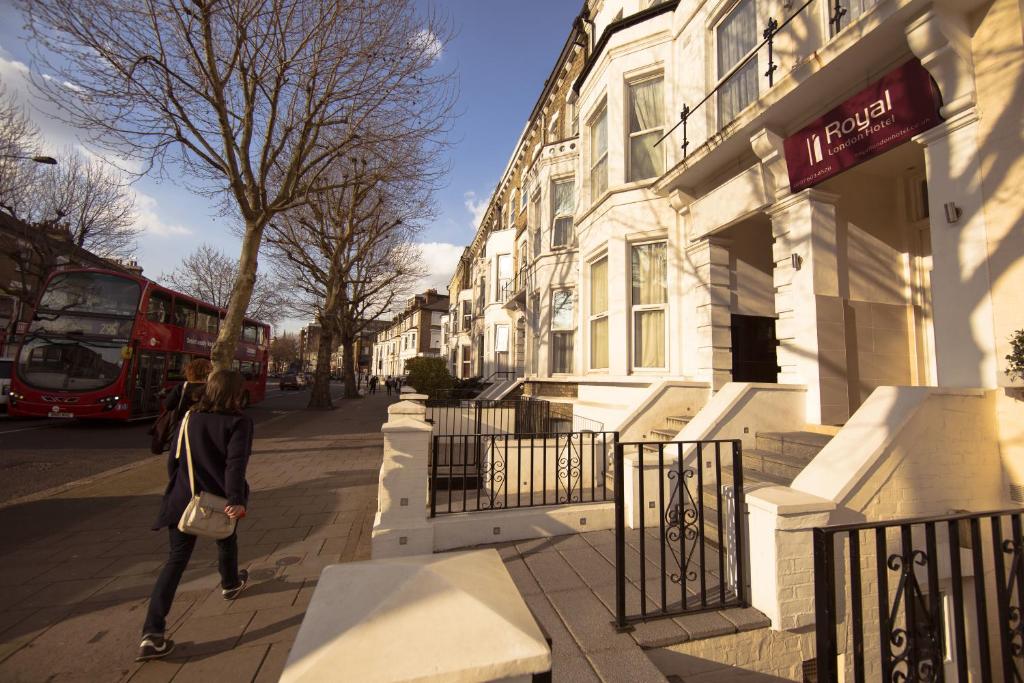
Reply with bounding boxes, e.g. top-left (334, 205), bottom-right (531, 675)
top-left (175, 411), bottom-right (197, 496)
